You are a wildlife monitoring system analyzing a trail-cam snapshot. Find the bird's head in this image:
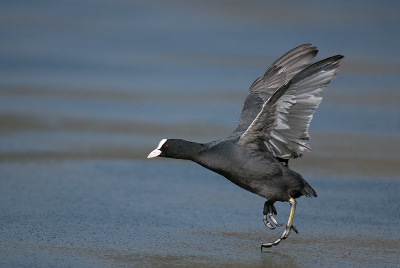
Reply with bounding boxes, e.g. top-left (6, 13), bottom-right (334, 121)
top-left (147, 139), bottom-right (169, 158)
top-left (147, 138), bottom-right (204, 160)
top-left (148, 139), bottom-right (188, 159)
